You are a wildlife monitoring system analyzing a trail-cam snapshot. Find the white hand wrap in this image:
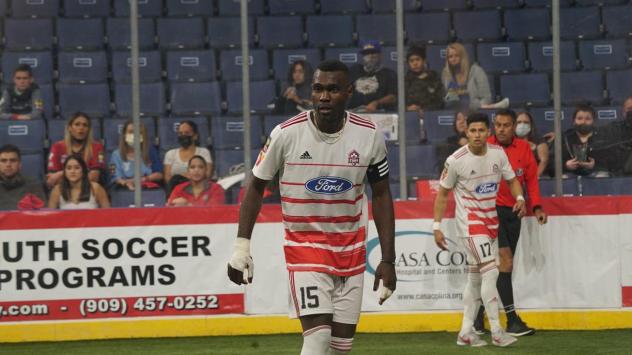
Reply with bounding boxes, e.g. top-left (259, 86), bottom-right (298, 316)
top-left (379, 281), bottom-right (393, 304)
top-left (229, 237), bottom-right (254, 283)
